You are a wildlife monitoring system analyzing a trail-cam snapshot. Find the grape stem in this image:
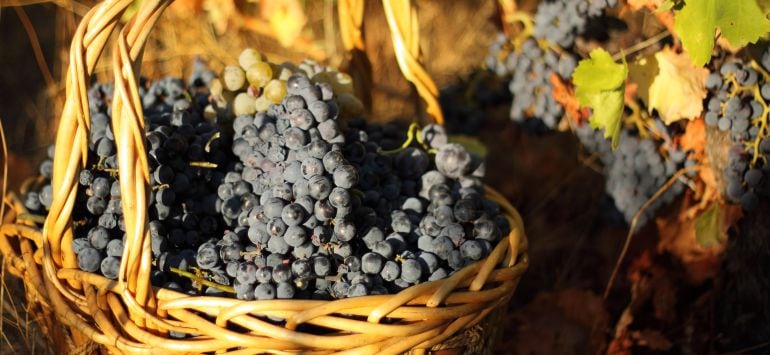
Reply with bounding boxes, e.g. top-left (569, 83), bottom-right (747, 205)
top-left (151, 184), bottom-right (170, 191)
top-left (204, 132), bottom-right (220, 153)
top-left (189, 161), bottom-right (218, 168)
top-left (502, 11), bottom-right (535, 50)
top-left (378, 122), bottom-right (436, 155)
top-left (611, 30), bottom-right (670, 62)
top-left (169, 267), bottom-right (235, 294)
top-left (723, 64), bottom-right (770, 167)
top-left (747, 61), bottom-right (770, 166)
